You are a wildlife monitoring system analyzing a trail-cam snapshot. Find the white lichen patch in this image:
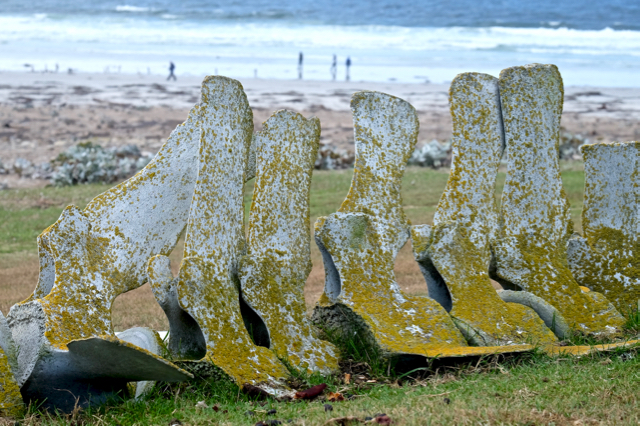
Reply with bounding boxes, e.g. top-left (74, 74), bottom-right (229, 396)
top-left (567, 141), bottom-right (639, 315)
top-left (239, 110), bottom-right (340, 375)
top-left (148, 77), bottom-right (293, 398)
top-left (412, 72), bottom-right (557, 346)
top-left (492, 63), bottom-right (625, 334)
